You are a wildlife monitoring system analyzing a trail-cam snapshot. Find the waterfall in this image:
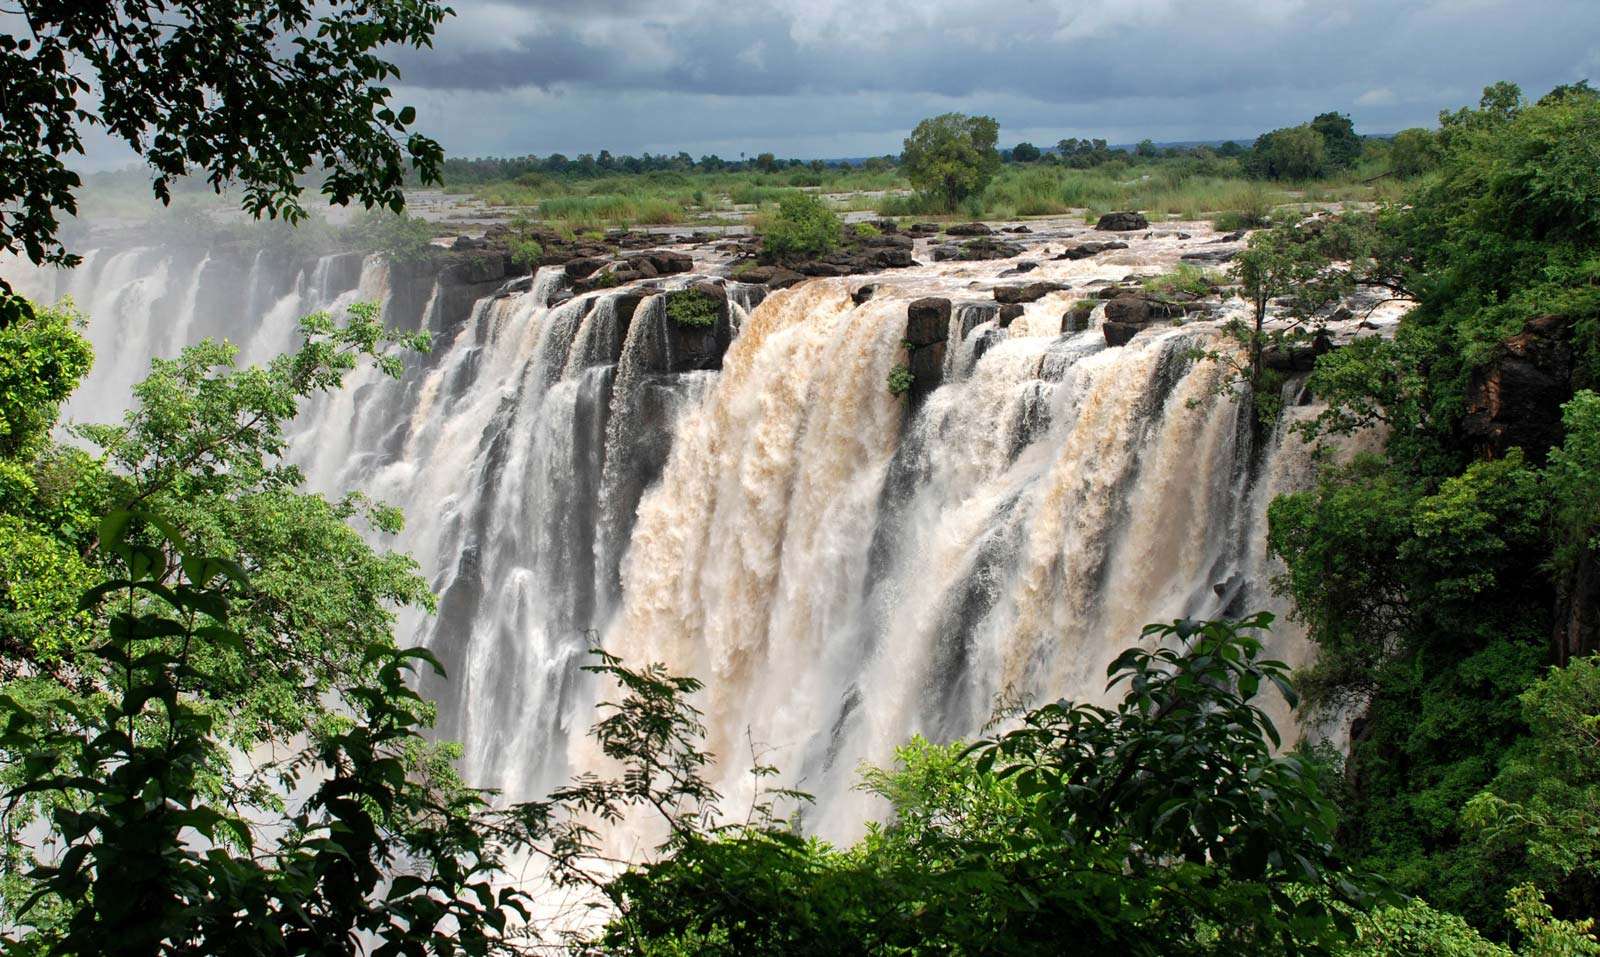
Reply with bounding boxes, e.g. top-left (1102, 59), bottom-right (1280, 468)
top-left (2, 223), bottom-right (1348, 846)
